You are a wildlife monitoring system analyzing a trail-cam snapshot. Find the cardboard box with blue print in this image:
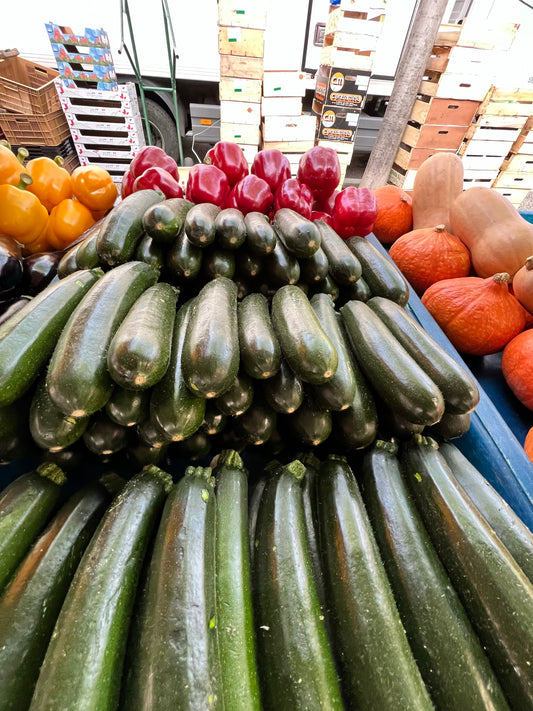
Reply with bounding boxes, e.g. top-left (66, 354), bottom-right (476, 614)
top-left (314, 65), bottom-right (370, 109)
top-left (313, 101), bottom-right (361, 143)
